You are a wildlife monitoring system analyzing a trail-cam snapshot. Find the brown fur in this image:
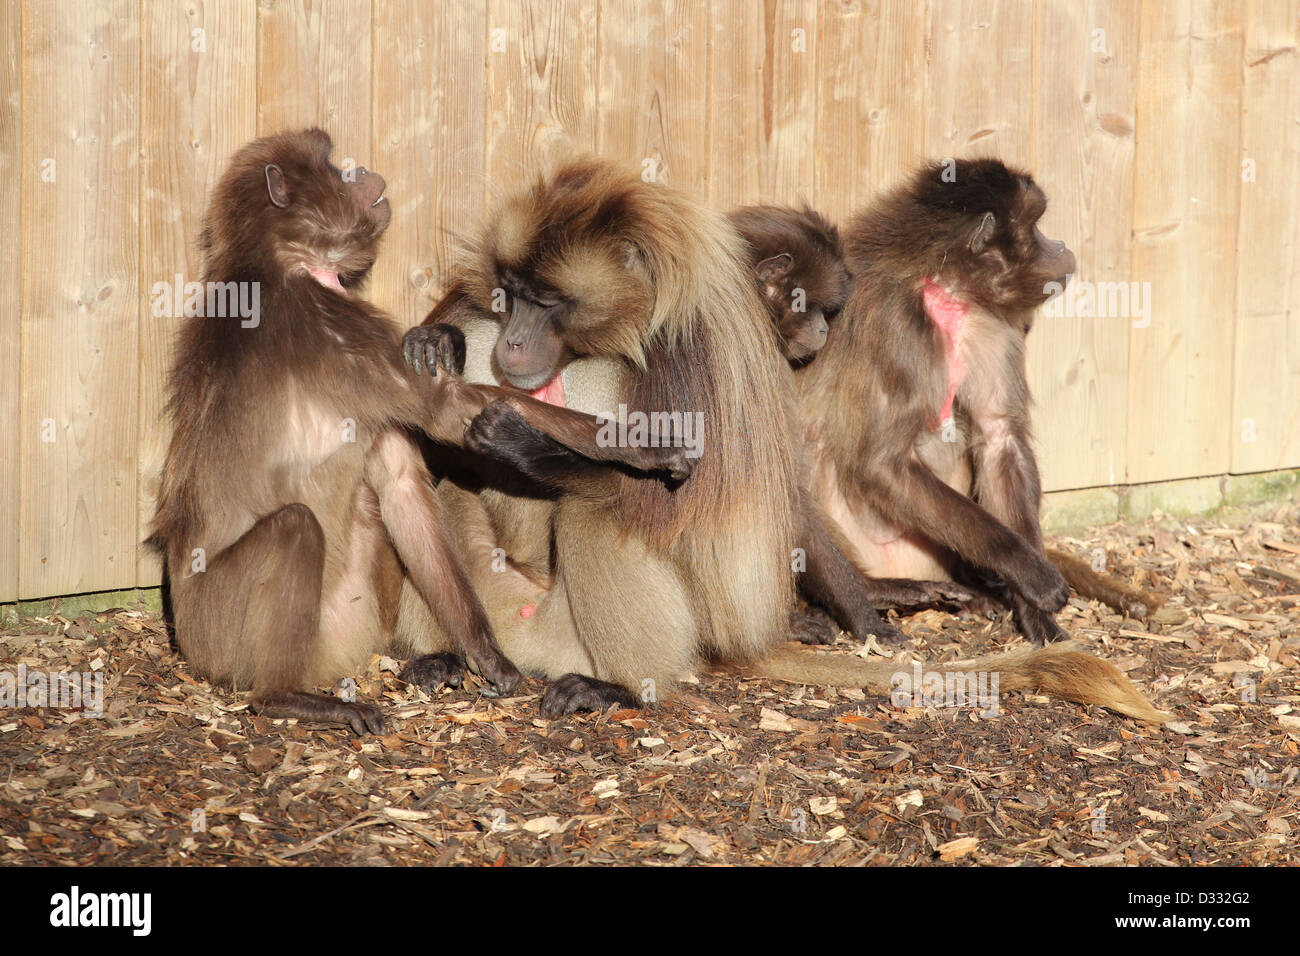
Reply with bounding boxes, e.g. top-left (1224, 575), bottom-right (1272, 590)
top-left (1048, 547), bottom-right (1162, 618)
top-left (752, 641), bottom-right (1170, 723)
top-left (733, 203), bottom-right (1160, 623)
top-left (729, 204), bottom-right (976, 637)
top-left (401, 158), bottom-right (798, 714)
top-left (151, 128), bottom-right (523, 734)
top-left (403, 168), bottom-right (1162, 724)
top-left (727, 204), bottom-right (850, 362)
top-left (792, 158), bottom-right (1166, 720)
